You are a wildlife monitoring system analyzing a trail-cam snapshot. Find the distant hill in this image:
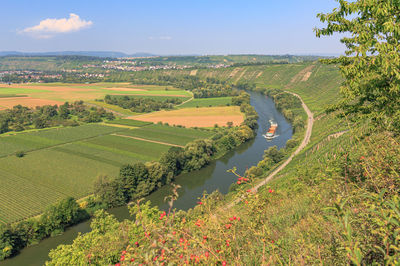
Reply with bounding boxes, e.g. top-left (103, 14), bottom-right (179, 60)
top-left (0, 51), bottom-right (157, 58)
